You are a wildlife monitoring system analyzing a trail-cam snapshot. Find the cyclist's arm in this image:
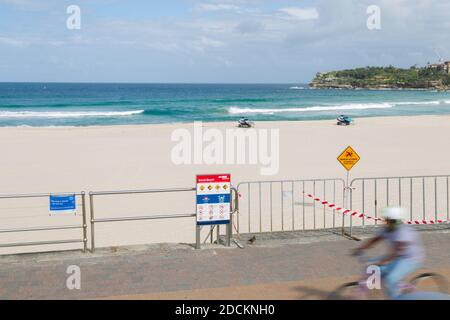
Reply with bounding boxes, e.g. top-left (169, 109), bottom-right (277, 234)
top-left (377, 241), bottom-right (407, 266)
top-left (355, 235), bottom-right (382, 253)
